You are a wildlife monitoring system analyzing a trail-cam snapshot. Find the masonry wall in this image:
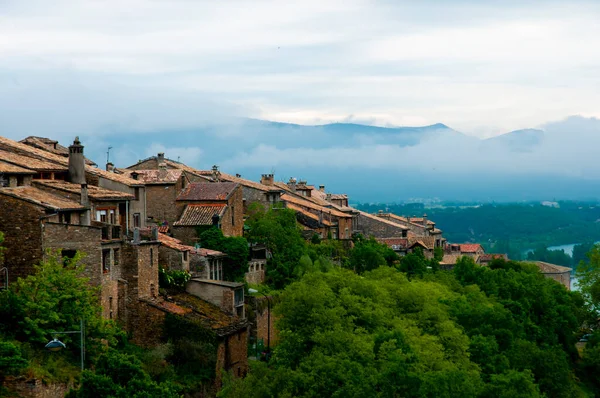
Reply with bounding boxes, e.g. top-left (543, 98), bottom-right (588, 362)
top-left (42, 222), bottom-right (103, 283)
top-left (122, 242), bottom-right (160, 301)
top-left (216, 327), bottom-right (249, 385)
top-left (96, 177), bottom-right (146, 230)
top-left (221, 187), bottom-right (244, 237)
top-left (172, 226), bottom-right (199, 246)
top-left (128, 301), bottom-right (167, 347)
top-left (255, 299), bottom-right (279, 348)
top-left (0, 196), bottom-right (45, 283)
top-left (356, 213), bottom-right (408, 238)
top-left (543, 272), bottom-right (571, 290)
top-left (145, 182), bottom-right (182, 227)
top-left (2, 376), bottom-right (71, 398)
top-left (159, 245), bottom-right (188, 271)
top-left (187, 280), bottom-right (231, 313)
